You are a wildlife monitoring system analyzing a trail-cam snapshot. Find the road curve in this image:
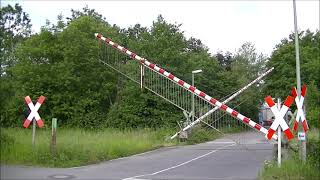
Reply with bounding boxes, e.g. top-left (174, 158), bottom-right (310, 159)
top-left (1, 131), bottom-right (273, 180)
